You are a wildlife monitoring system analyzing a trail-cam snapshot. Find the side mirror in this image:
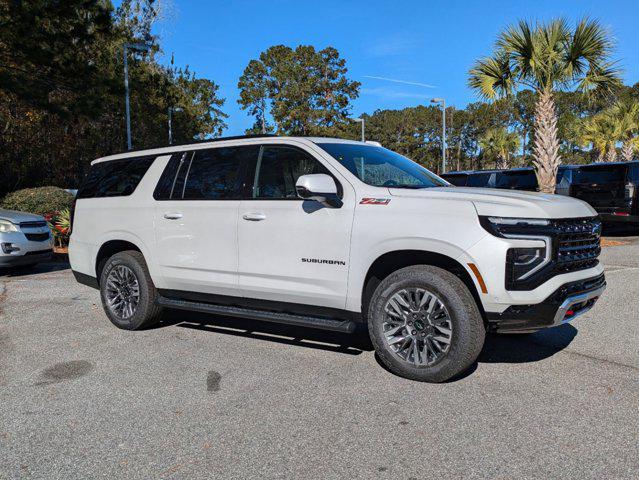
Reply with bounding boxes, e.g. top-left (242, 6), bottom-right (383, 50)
top-left (296, 174), bottom-right (342, 208)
